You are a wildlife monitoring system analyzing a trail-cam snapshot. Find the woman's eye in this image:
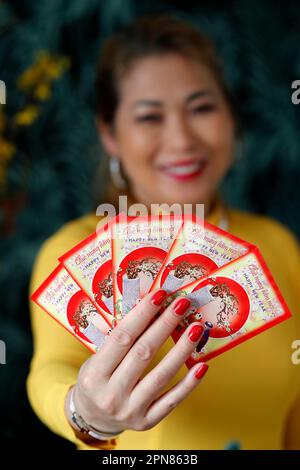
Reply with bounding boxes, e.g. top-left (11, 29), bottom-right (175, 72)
top-left (135, 114), bottom-right (162, 123)
top-left (192, 104), bottom-right (216, 114)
